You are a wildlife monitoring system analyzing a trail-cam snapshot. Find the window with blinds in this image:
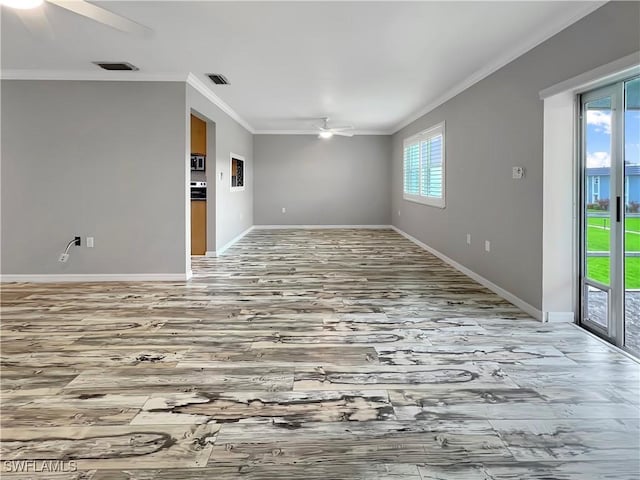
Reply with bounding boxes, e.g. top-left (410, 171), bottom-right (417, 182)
top-left (403, 122), bottom-right (445, 208)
